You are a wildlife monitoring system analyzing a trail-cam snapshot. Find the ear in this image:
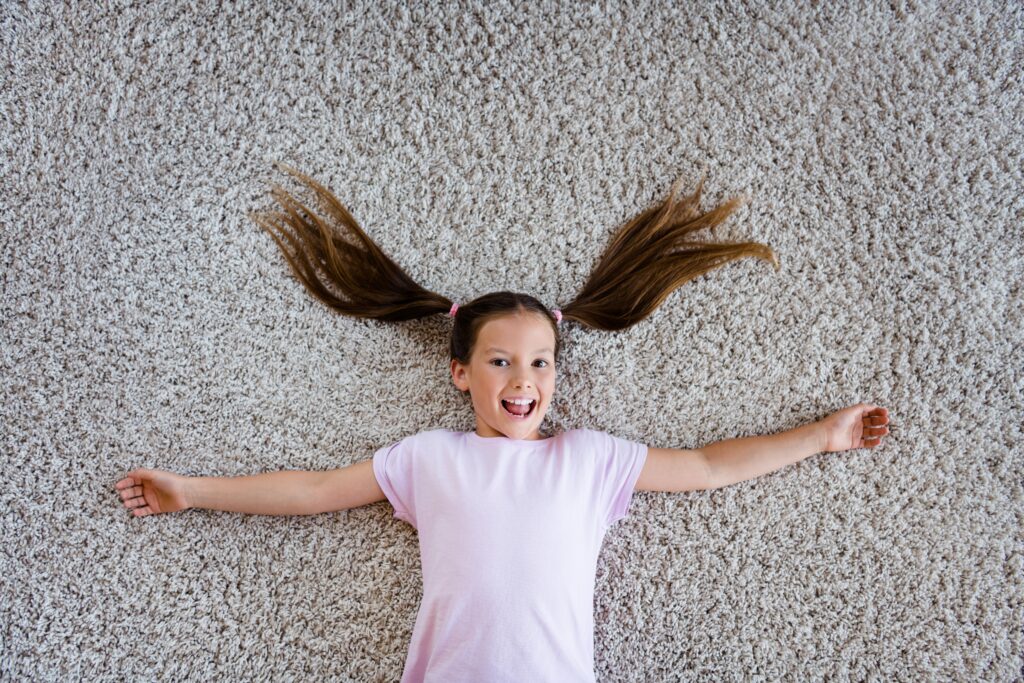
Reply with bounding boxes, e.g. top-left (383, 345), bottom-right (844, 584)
top-left (450, 358), bottom-right (469, 392)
